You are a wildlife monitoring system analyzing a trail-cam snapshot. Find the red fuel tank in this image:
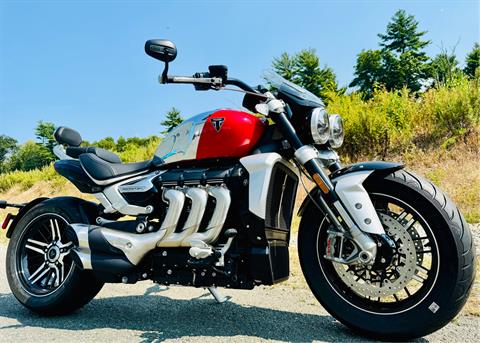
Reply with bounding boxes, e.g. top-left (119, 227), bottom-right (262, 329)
top-left (196, 109), bottom-right (266, 160)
